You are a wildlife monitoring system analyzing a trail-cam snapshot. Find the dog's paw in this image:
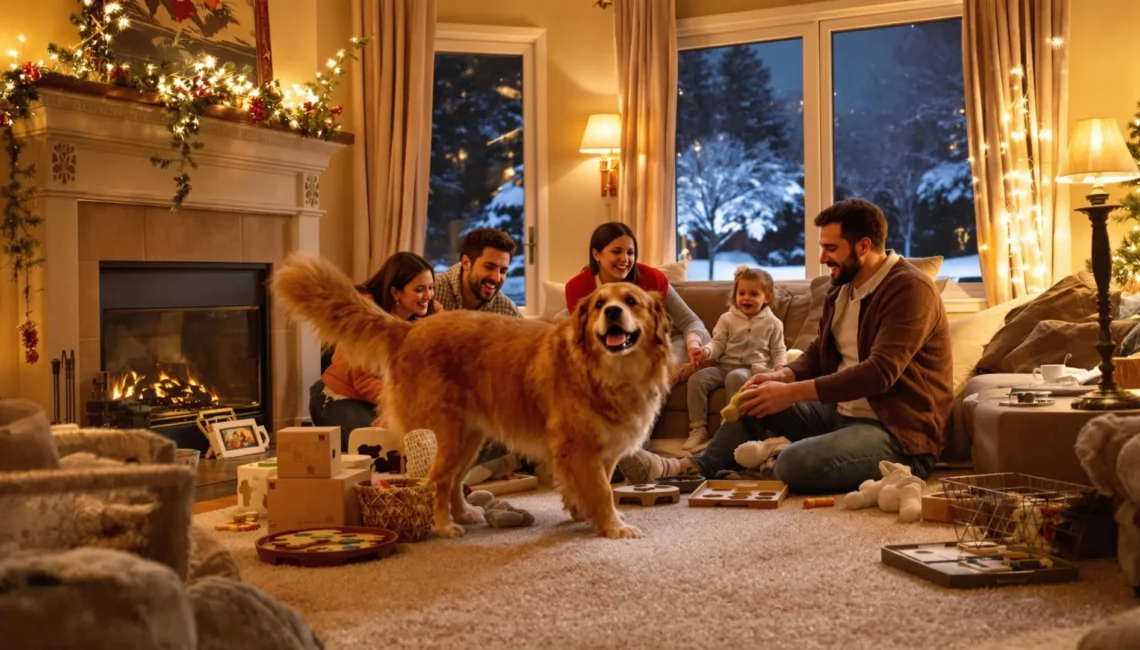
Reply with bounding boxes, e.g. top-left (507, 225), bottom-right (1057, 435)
top-left (565, 505), bottom-right (586, 522)
top-left (435, 523), bottom-right (467, 538)
top-left (453, 505), bottom-right (485, 525)
top-left (601, 523), bottom-right (642, 539)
